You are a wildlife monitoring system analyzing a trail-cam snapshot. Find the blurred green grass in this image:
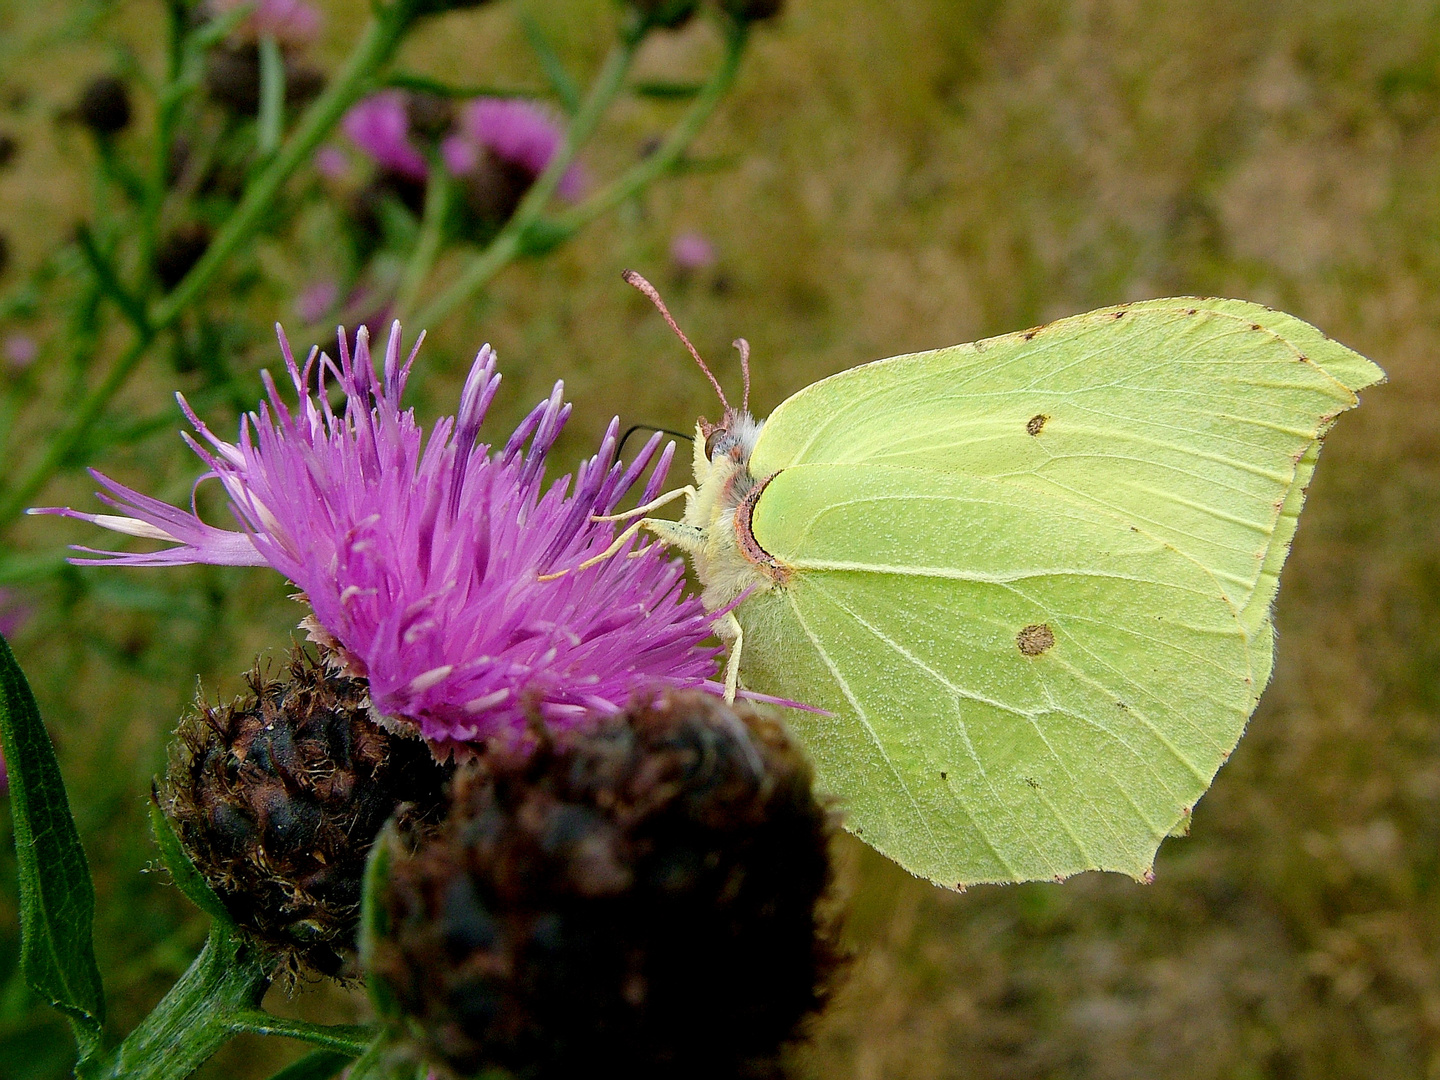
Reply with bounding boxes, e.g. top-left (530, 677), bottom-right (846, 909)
top-left (3, 0), bottom-right (1440, 1077)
